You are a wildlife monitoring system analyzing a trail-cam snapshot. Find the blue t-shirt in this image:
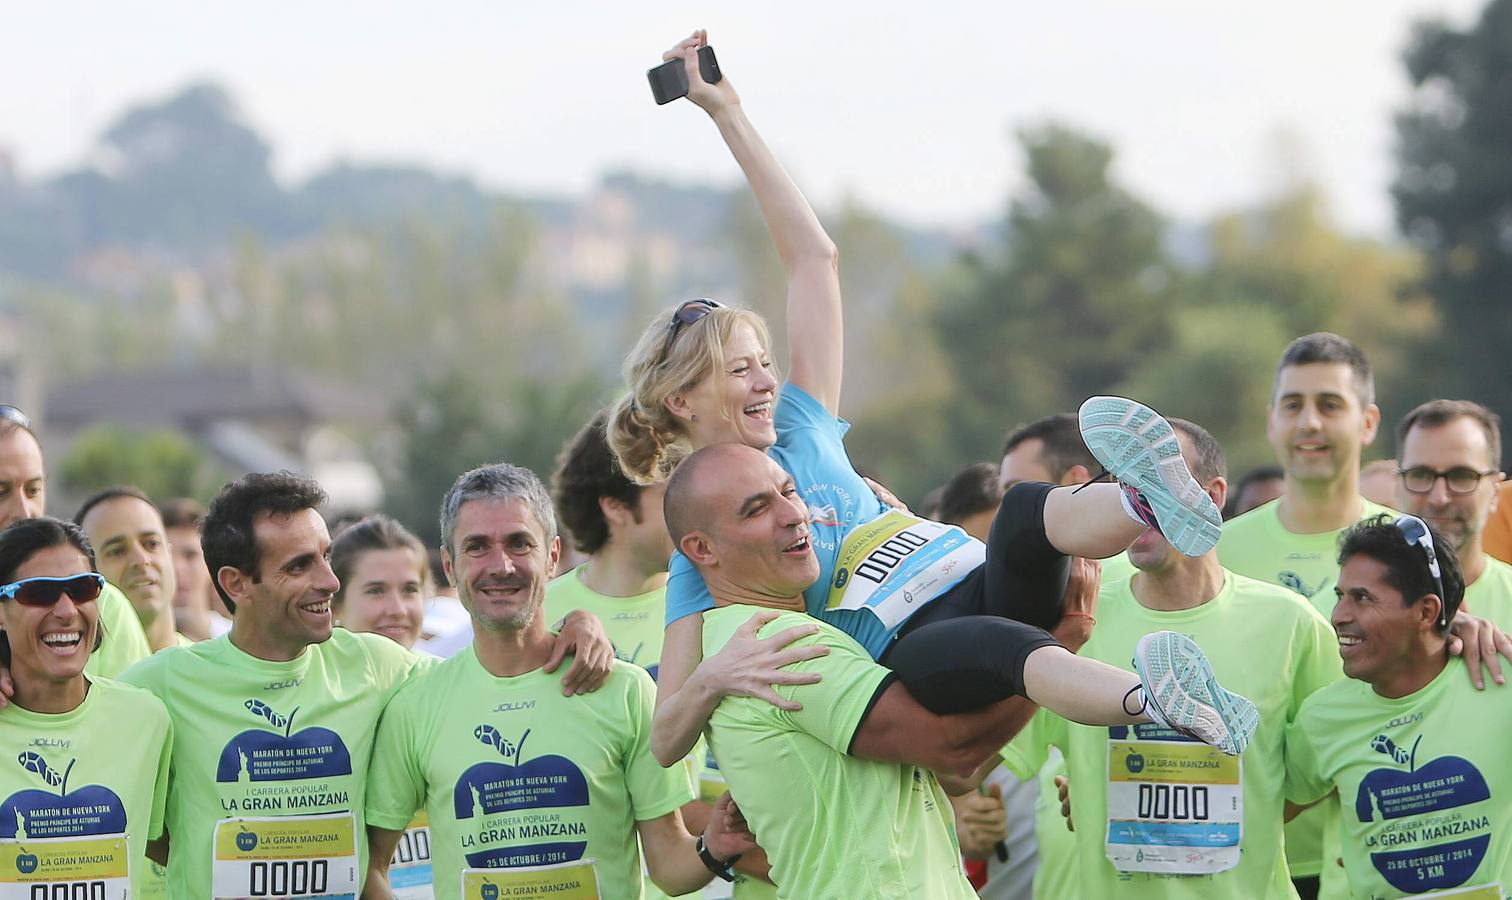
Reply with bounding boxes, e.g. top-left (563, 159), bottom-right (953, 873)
top-left (666, 384), bottom-right (979, 658)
